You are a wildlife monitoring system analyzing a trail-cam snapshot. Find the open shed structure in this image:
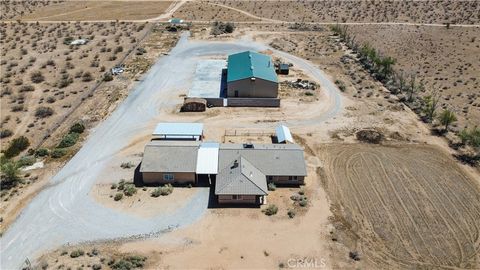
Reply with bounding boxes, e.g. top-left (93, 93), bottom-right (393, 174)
top-left (152, 123), bottom-right (203, 141)
top-left (275, 124), bottom-right (294, 143)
